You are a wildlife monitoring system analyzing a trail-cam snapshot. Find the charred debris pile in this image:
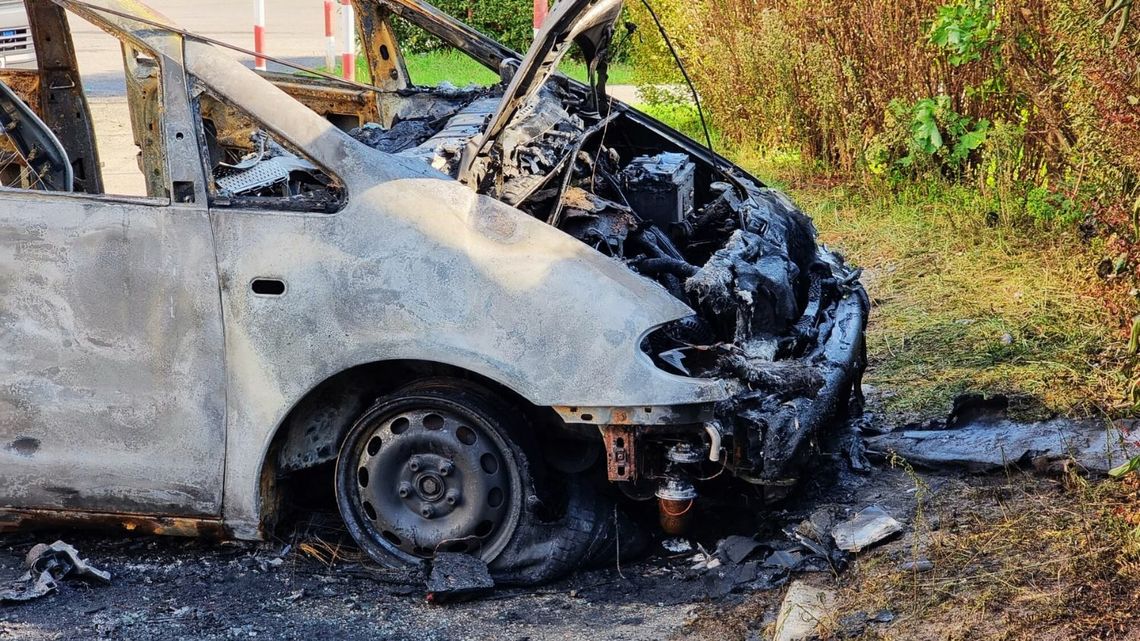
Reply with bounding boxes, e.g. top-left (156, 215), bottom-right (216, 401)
top-left (350, 77), bottom-right (868, 484)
